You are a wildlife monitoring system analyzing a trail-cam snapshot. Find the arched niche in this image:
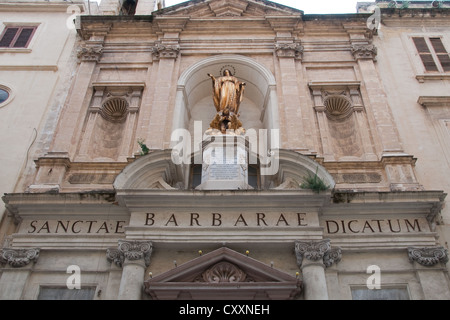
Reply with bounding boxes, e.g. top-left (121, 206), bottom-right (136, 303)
top-left (171, 55), bottom-right (280, 139)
